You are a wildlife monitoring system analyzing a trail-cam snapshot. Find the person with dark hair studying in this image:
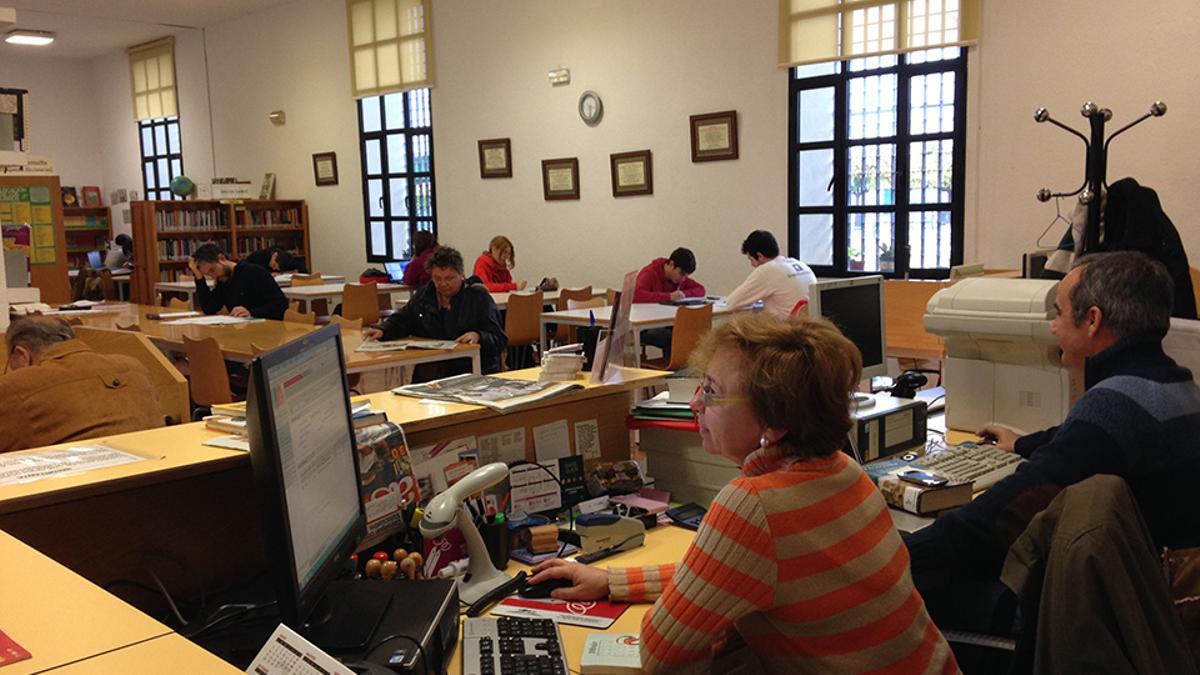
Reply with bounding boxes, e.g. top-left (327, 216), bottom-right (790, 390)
top-left (242, 245), bottom-right (308, 274)
top-left (724, 229), bottom-right (816, 318)
top-left (363, 246), bottom-right (507, 374)
top-left (189, 243), bottom-right (289, 320)
top-left (633, 247), bottom-right (705, 303)
top-left (402, 230), bottom-right (439, 288)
